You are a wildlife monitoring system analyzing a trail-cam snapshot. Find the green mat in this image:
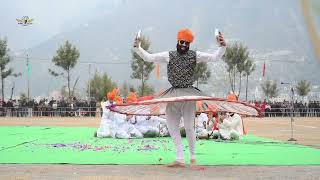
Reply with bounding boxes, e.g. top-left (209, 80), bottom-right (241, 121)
top-left (0, 126), bottom-right (319, 165)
